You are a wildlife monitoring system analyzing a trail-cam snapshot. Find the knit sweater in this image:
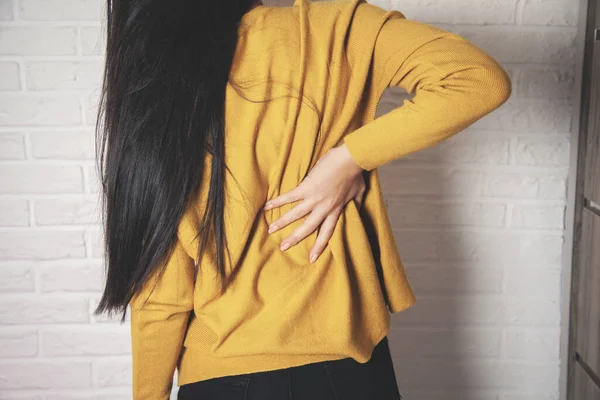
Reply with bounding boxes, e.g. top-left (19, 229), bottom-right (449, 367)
top-left (129, 0), bottom-right (512, 398)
